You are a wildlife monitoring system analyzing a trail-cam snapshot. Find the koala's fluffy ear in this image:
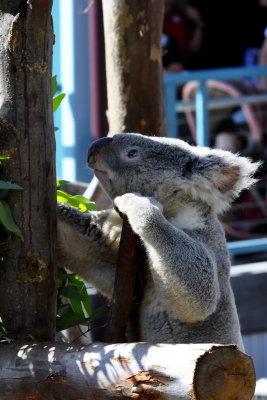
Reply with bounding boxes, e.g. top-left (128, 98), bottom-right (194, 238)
top-left (186, 148), bottom-right (260, 214)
